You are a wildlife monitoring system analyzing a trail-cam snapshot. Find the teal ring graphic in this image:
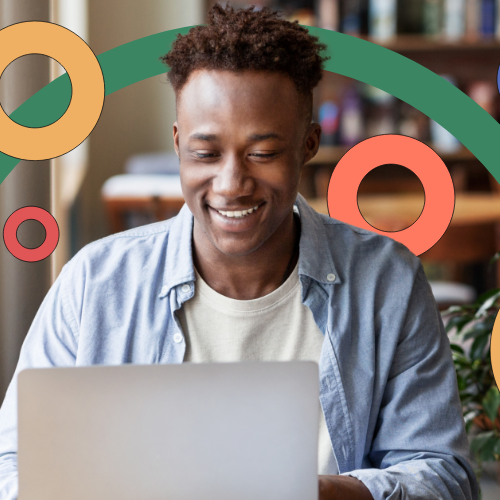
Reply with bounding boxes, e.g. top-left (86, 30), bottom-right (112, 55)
top-left (0, 26), bottom-right (499, 185)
